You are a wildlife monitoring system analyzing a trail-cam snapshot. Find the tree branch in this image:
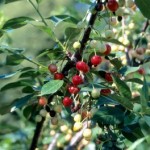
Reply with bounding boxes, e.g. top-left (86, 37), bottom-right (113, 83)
top-left (29, 117), bottom-right (45, 150)
top-left (62, 1), bottom-right (101, 75)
